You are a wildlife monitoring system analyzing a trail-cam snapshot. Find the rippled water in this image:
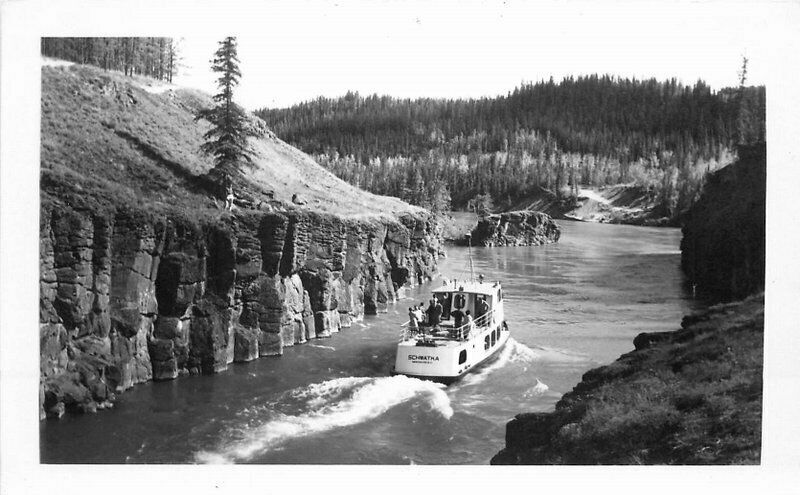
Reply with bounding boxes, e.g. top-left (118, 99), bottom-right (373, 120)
top-left (40, 220), bottom-right (705, 464)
